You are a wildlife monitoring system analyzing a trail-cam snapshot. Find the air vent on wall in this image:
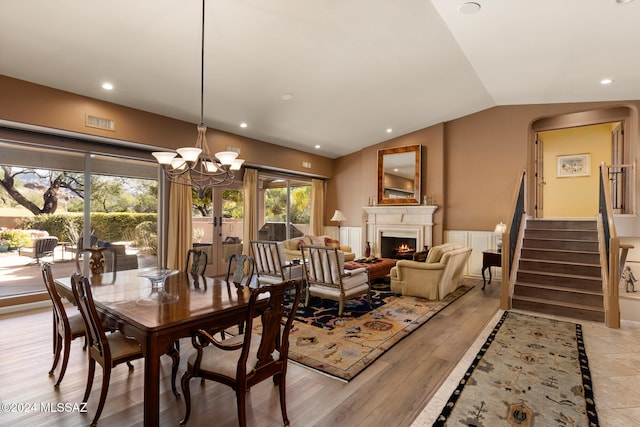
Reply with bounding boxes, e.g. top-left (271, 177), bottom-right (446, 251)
top-left (86, 114), bottom-right (115, 131)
